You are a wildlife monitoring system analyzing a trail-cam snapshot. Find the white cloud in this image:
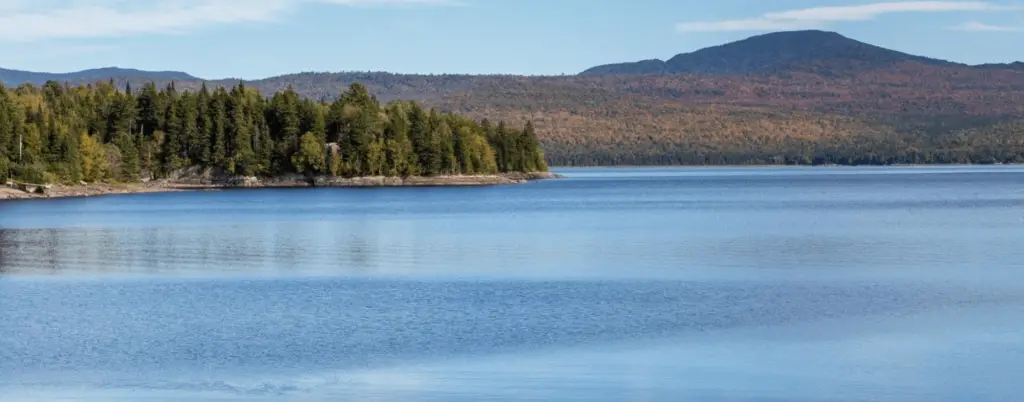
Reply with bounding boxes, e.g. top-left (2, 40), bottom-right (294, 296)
top-left (0, 0), bottom-right (458, 42)
top-left (320, 0), bottom-right (460, 4)
top-left (676, 1), bottom-right (1017, 32)
top-left (676, 18), bottom-right (826, 32)
top-left (948, 20), bottom-right (1024, 30)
